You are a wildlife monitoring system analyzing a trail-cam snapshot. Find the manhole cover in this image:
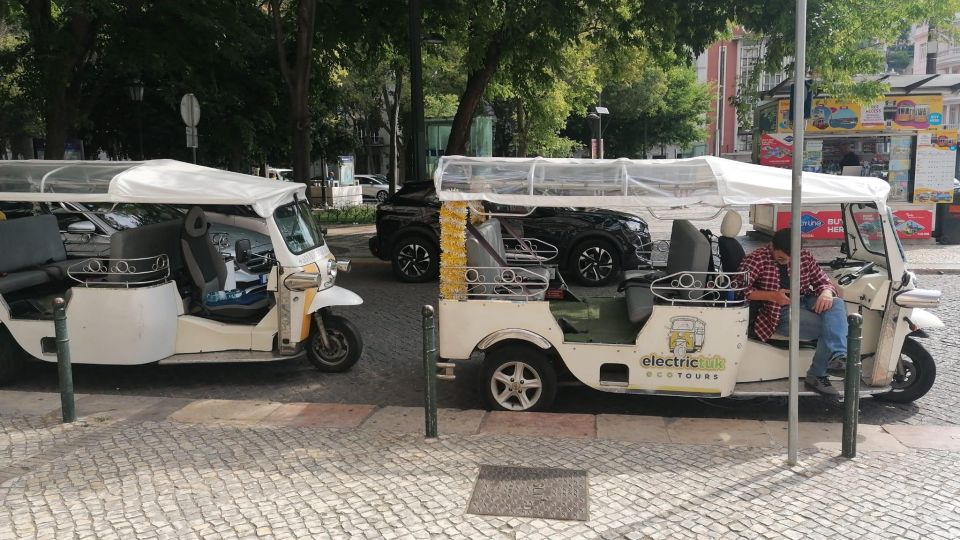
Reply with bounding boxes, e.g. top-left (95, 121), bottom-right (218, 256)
top-left (466, 465), bottom-right (588, 521)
